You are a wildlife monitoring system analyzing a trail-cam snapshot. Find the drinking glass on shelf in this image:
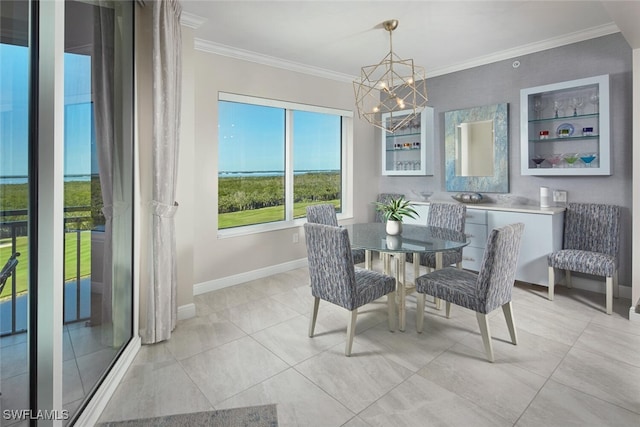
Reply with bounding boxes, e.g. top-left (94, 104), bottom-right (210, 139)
top-left (533, 98), bottom-right (545, 120)
top-left (568, 97), bottom-right (583, 116)
top-left (589, 93), bottom-right (599, 114)
top-left (546, 154), bottom-right (564, 168)
top-left (531, 155), bottom-right (545, 168)
top-left (553, 99), bottom-right (565, 118)
top-left (579, 153), bottom-right (597, 167)
top-left (564, 153), bottom-right (579, 167)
